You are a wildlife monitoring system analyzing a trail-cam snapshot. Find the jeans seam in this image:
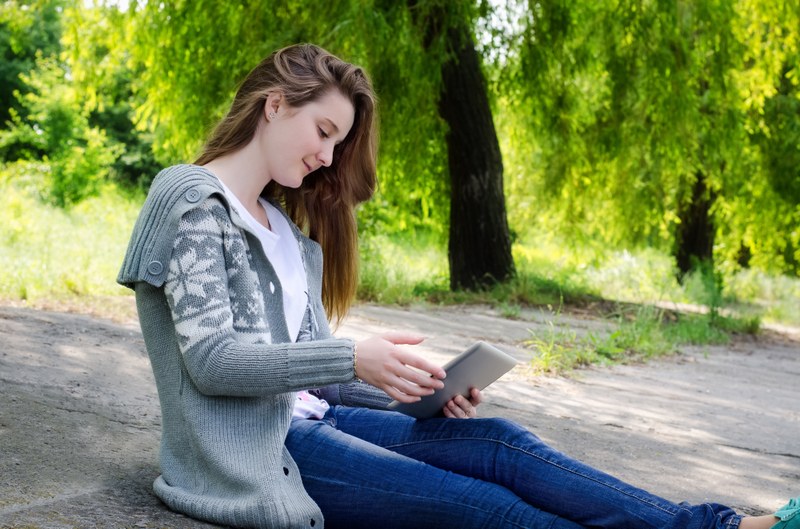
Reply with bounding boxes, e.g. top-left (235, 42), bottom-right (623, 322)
top-left (386, 435), bottom-right (682, 517)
